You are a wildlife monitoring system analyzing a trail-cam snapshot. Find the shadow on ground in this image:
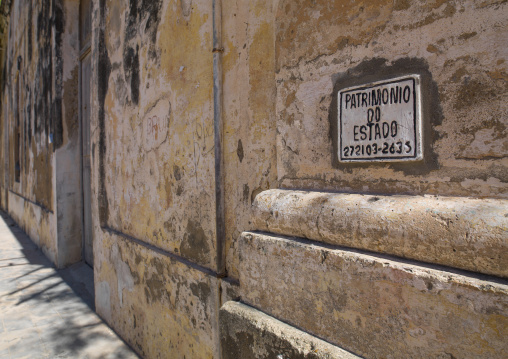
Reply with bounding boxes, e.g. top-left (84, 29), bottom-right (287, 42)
top-left (0, 210), bottom-right (138, 359)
